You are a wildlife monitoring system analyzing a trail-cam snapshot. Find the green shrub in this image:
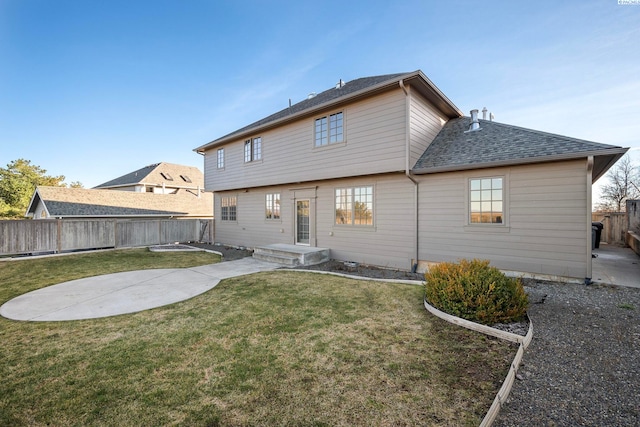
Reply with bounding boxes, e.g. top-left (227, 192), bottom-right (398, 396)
top-left (424, 259), bottom-right (528, 325)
